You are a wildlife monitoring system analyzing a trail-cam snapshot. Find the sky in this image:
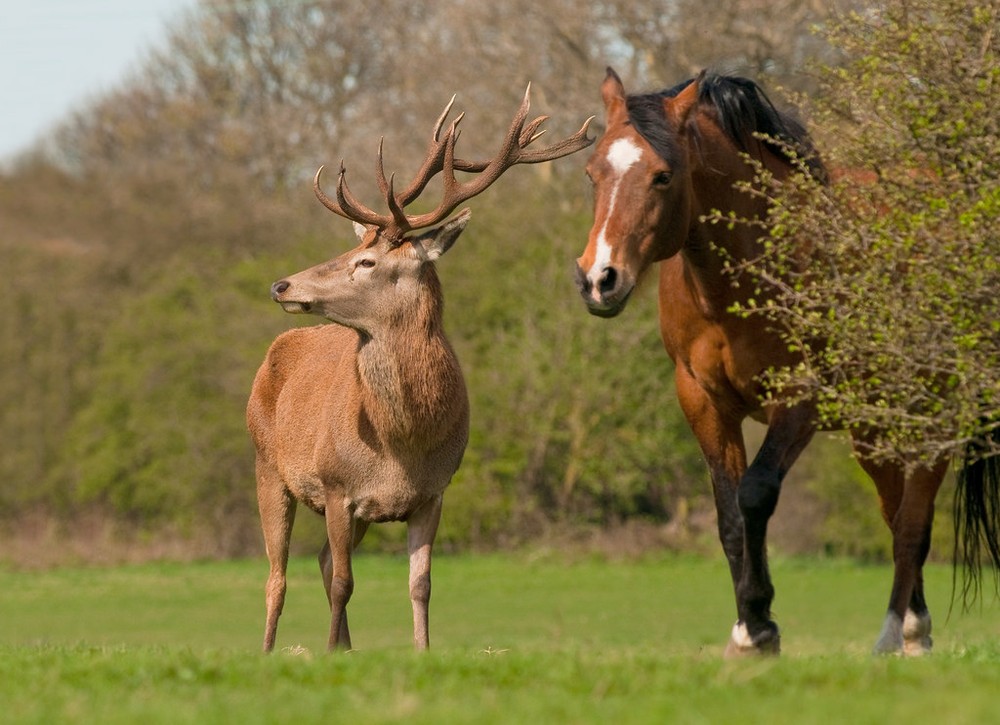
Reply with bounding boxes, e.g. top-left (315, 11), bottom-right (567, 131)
top-left (0, 0), bottom-right (195, 162)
